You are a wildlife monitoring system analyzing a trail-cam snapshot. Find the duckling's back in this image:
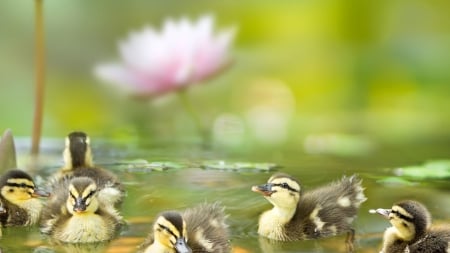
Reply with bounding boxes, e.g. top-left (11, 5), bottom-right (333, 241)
top-left (72, 166), bottom-right (124, 193)
top-left (409, 228), bottom-right (450, 253)
top-left (183, 202), bottom-right (231, 253)
top-left (288, 175), bottom-right (366, 239)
